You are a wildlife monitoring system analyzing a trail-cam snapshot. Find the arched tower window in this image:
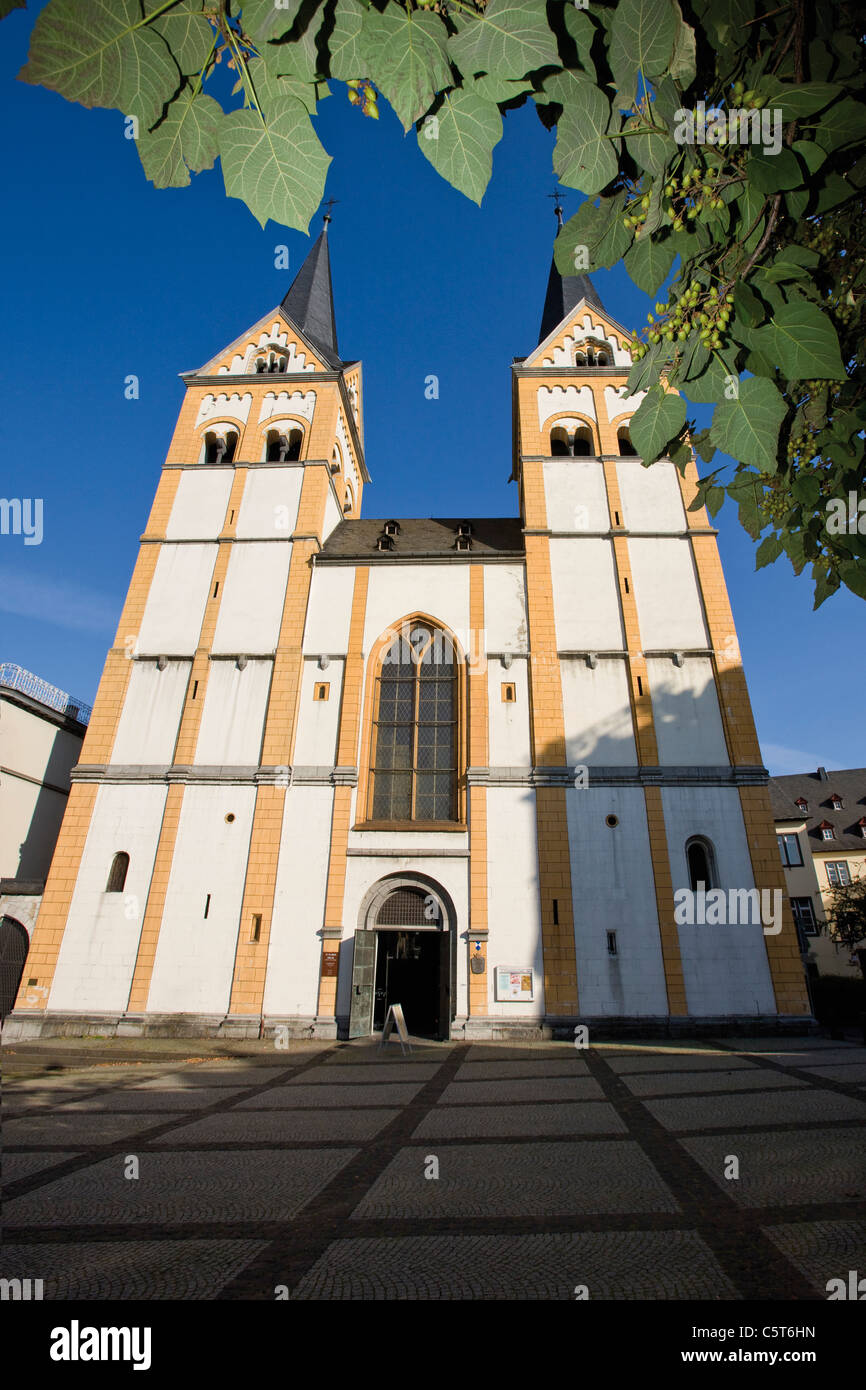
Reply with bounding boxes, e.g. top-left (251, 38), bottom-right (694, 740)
top-left (369, 624), bottom-right (458, 823)
top-left (106, 852), bottom-right (130, 893)
top-left (550, 426), bottom-right (571, 456)
top-left (572, 427), bottom-right (593, 456)
top-left (203, 429), bottom-right (238, 464)
top-left (265, 427), bottom-right (302, 462)
top-left (685, 837), bottom-right (716, 892)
